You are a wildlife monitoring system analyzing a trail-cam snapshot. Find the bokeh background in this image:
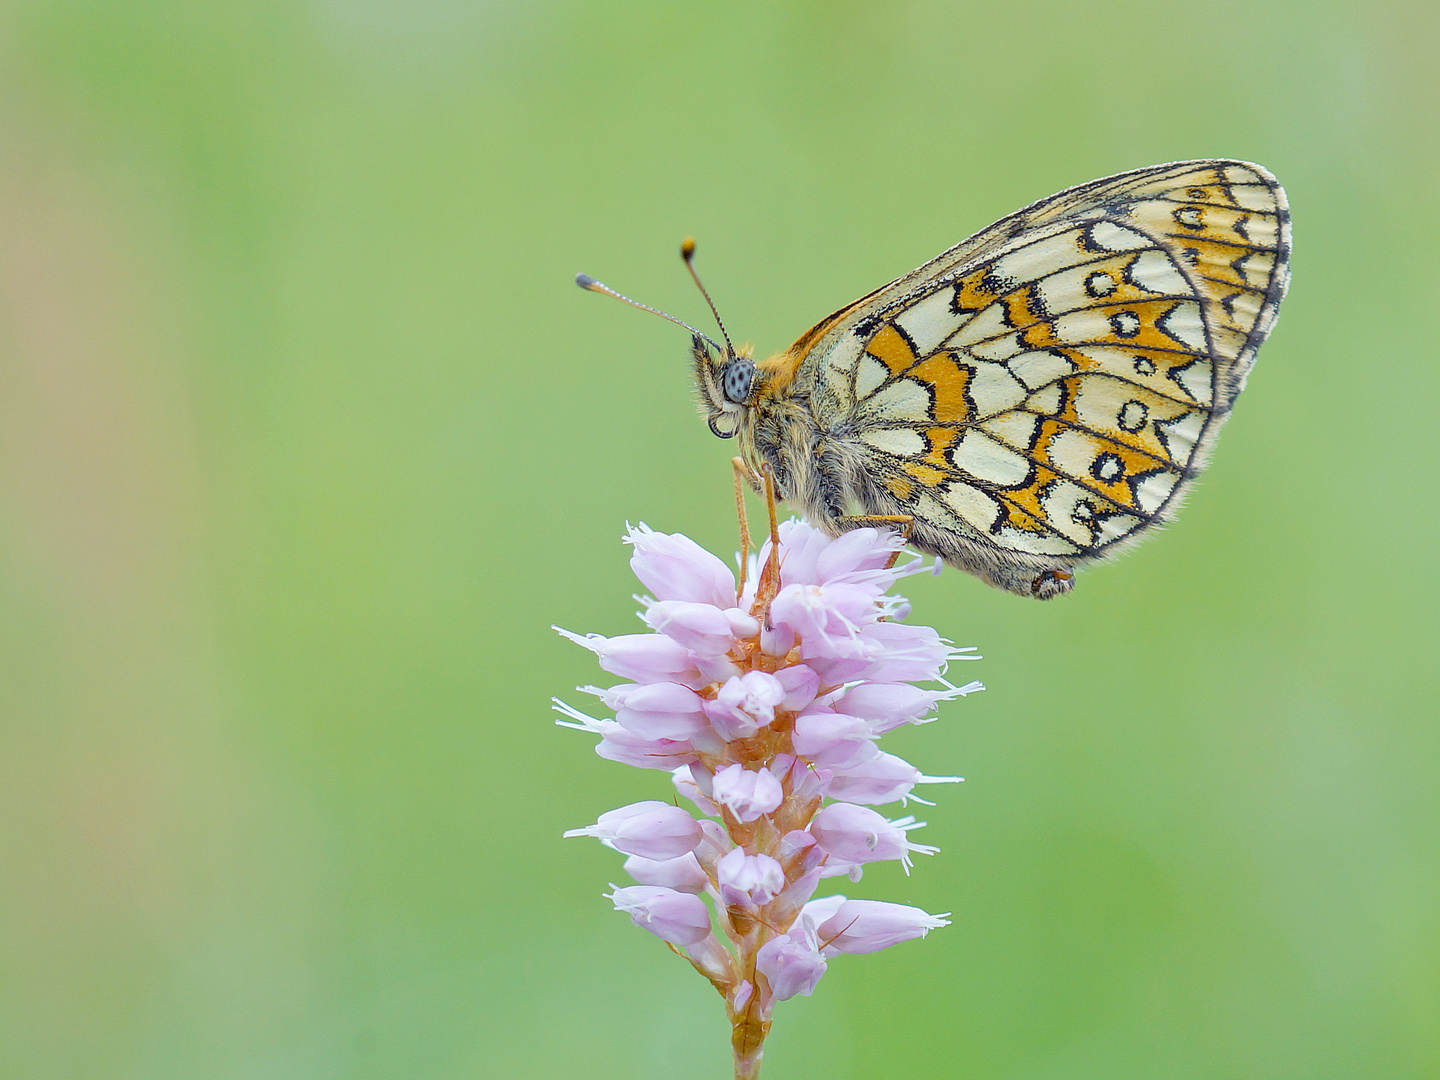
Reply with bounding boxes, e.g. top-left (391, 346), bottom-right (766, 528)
top-left (3, 1), bottom-right (1437, 1077)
